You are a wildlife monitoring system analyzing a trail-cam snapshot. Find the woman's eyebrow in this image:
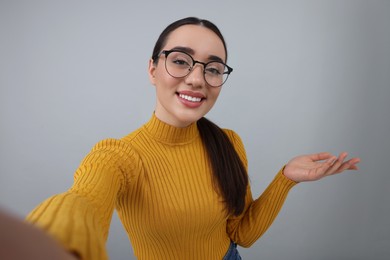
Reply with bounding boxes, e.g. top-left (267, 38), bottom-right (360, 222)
top-left (170, 46), bottom-right (224, 63)
top-left (208, 55), bottom-right (224, 63)
top-left (171, 46), bottom-right (195, 54)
